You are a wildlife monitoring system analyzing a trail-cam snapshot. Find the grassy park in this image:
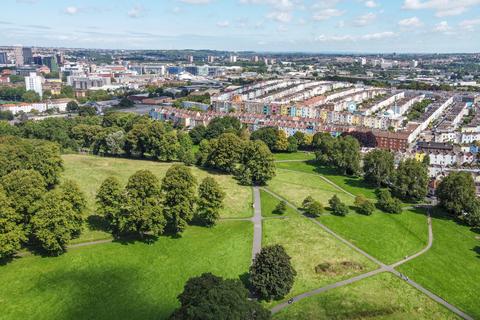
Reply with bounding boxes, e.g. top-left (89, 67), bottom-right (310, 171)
top-left (0, 221), bottom-right (252, 320)
top-left (273, 273), bottom-right (459, 320)
top-left (398, 210), bottom-right (480, 318)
